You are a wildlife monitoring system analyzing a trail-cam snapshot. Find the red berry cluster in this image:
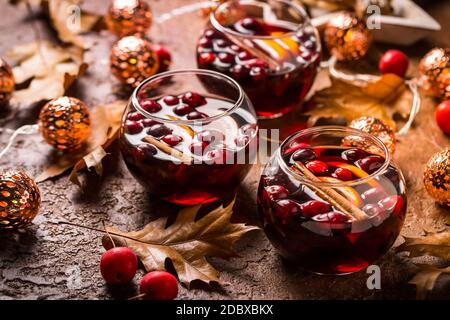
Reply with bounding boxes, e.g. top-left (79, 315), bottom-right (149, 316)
top-left (100, 247), bottom-right (178, 300)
